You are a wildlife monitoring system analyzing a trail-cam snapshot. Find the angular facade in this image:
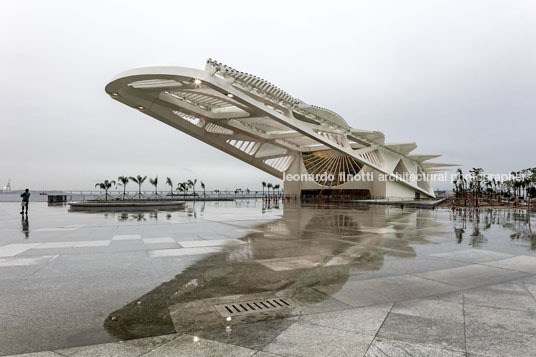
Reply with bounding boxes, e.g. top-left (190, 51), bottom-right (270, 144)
top-left (106, 59), bottom-right (454, 199)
